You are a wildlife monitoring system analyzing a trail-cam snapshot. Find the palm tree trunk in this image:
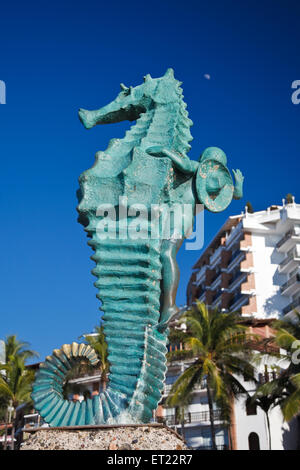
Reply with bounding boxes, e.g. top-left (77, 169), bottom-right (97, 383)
top-left (207, 383), bottom-right (217, 450)
top-left (11, 423), bottom-right (15, 450)
top-left (265, 411), bottom-right (271, 450)
top-left (180, 406), bottom-right (185, 439)
top-left (101, 373), bottom-right (107, 392)
top-left (3, 409), bottom-right (8, 451)
top-left (11, 409), bottom-right (16, 451)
